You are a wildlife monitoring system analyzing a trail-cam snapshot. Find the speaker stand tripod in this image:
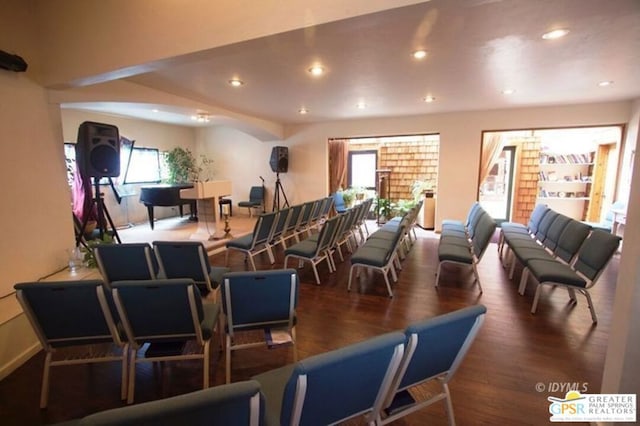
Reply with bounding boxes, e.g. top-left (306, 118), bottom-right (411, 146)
top-left (76, 177), bottom-right (121, 246)
top-left (272, 172), bottom-right (290, 211)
